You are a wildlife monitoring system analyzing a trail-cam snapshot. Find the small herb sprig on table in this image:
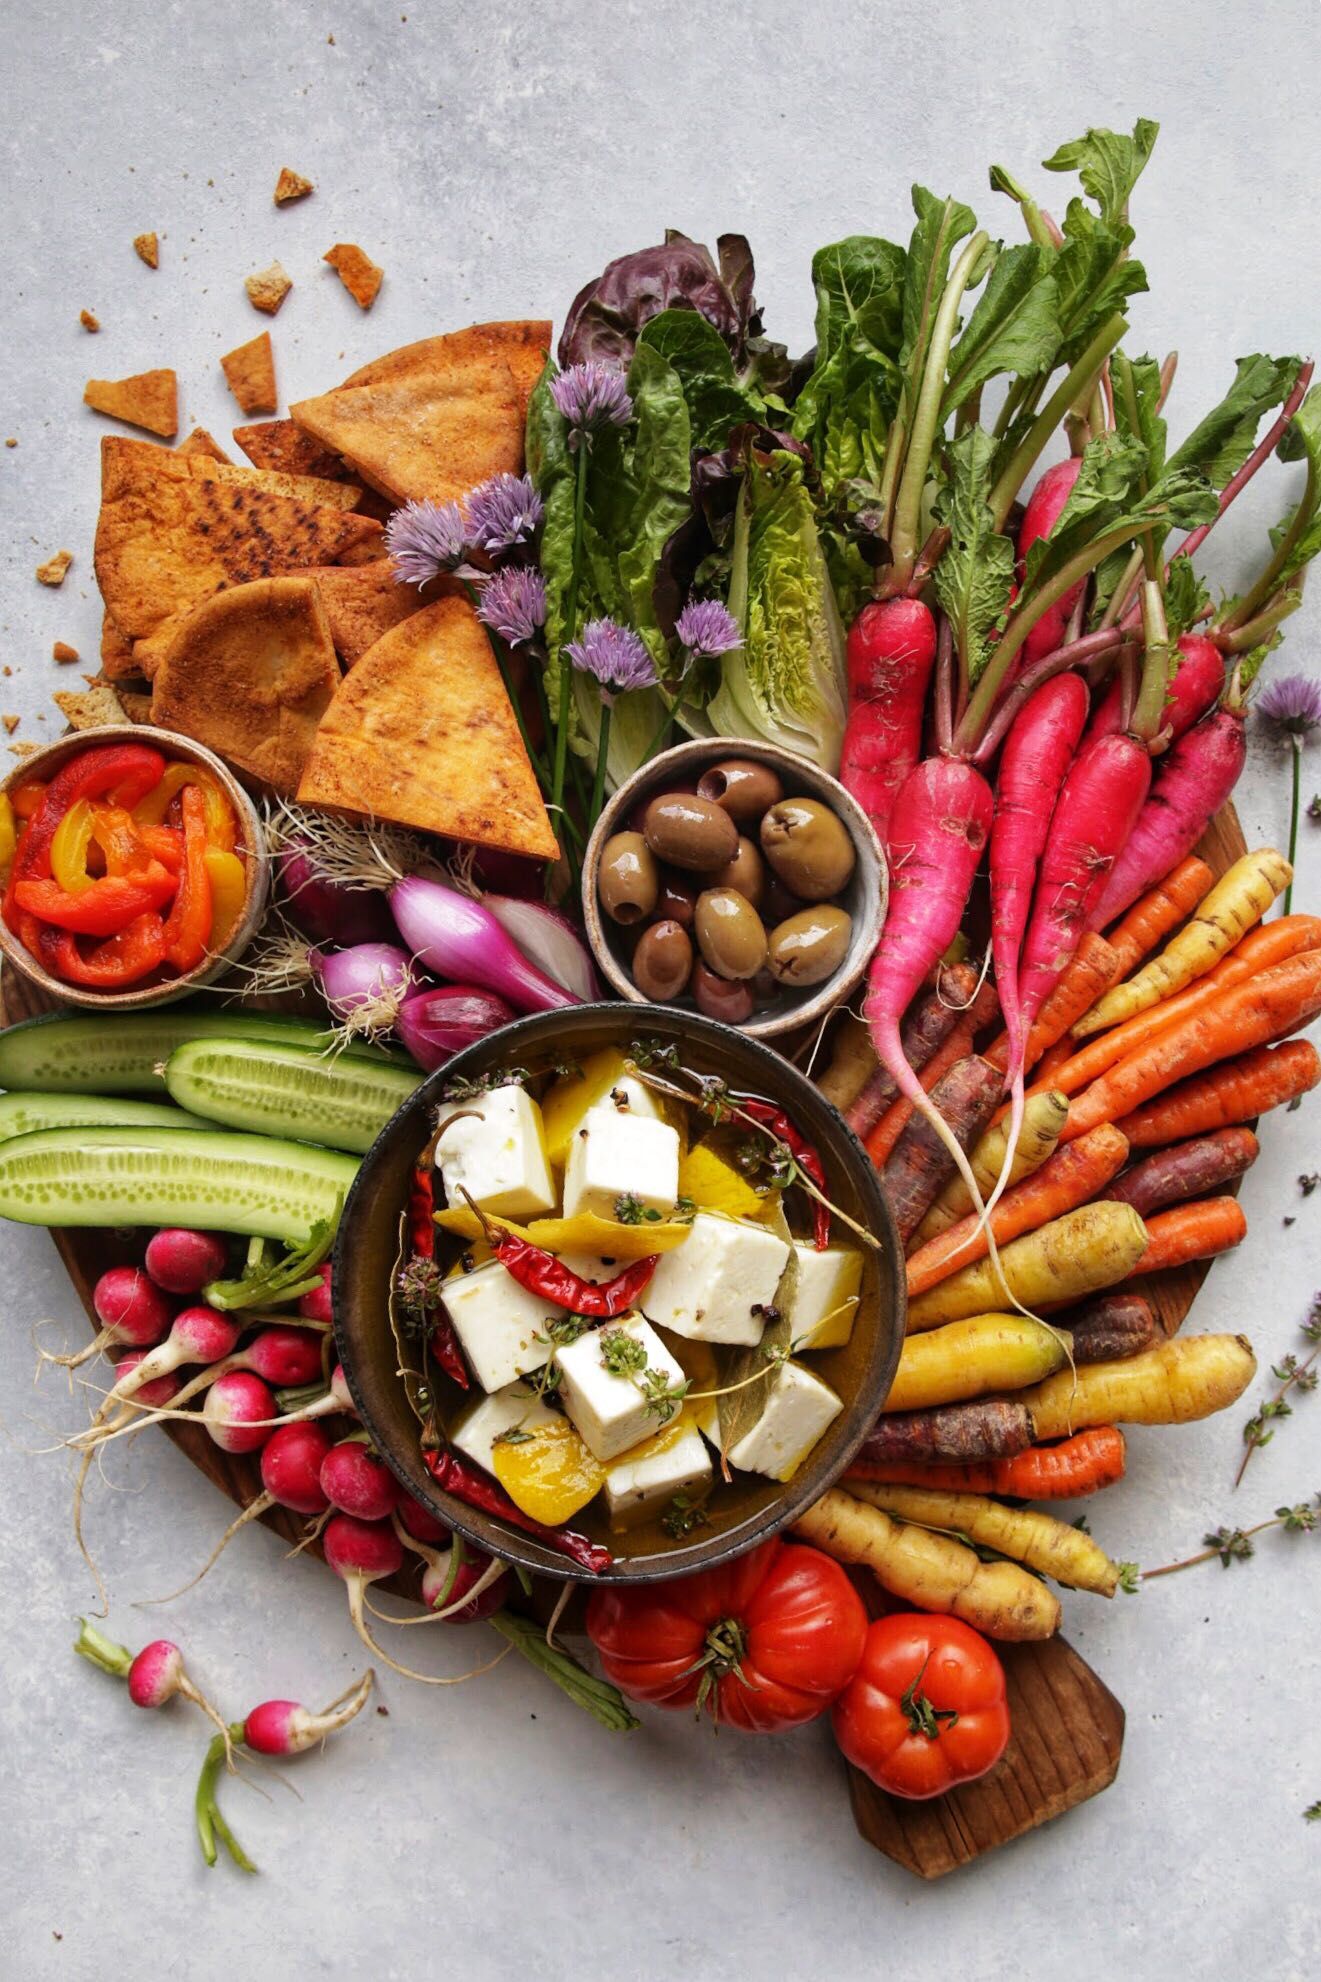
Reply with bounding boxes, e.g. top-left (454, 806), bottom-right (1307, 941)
top-left (1142, 1493), bottom-right (1319, 1579)
top-left (1235, 1293), bottom-right (1321, 1487)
